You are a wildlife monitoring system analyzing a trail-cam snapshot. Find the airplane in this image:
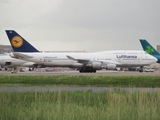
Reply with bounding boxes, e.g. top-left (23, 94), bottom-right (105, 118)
top-left (5, 30), bottom-right (157, 73)
top-left (140, 39), bottom-right (160, 63)
top-left (0, 54), bottom-right (36, 73)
